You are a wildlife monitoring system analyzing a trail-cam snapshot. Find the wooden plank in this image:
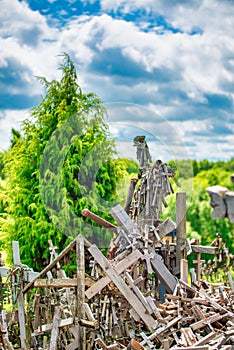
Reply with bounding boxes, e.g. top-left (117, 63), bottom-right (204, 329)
top-left (82, 208), bottom-right (117, 232)
top-left (191, 313), bottom-right (227, 331)
top-left (193, 331), bottom-right (216, 346)
top-left (34, 277), bottom-right (93, 288)
top-left (76, 235), bottom-right (86, 350)
top-left (33, 317), bottom-right (74, 336)
top-left (176, 192), bottom-right (186, 272)
top-left (181, 328), bottom-right (197, 346)
top-left (88, 244), bottom-right (157, 331)
top-left (12, 241), bottom-right (28, 350)
top-left (181, 259), bottom-right (188, 283)
top-left (191, 245), bottom-right (215, 254)
top-left (110, 204), bottom-right (135, 234)
top-left (85, 249), bottom-right (143, 299)
top-left (150, 251), bottom-right (177, 294)
top-left (84, 303), bottom-right (95, 322)
top-left (125, 272), bottom-right (152, 314)
top-left (49, 306), bottom-right (61, 350)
